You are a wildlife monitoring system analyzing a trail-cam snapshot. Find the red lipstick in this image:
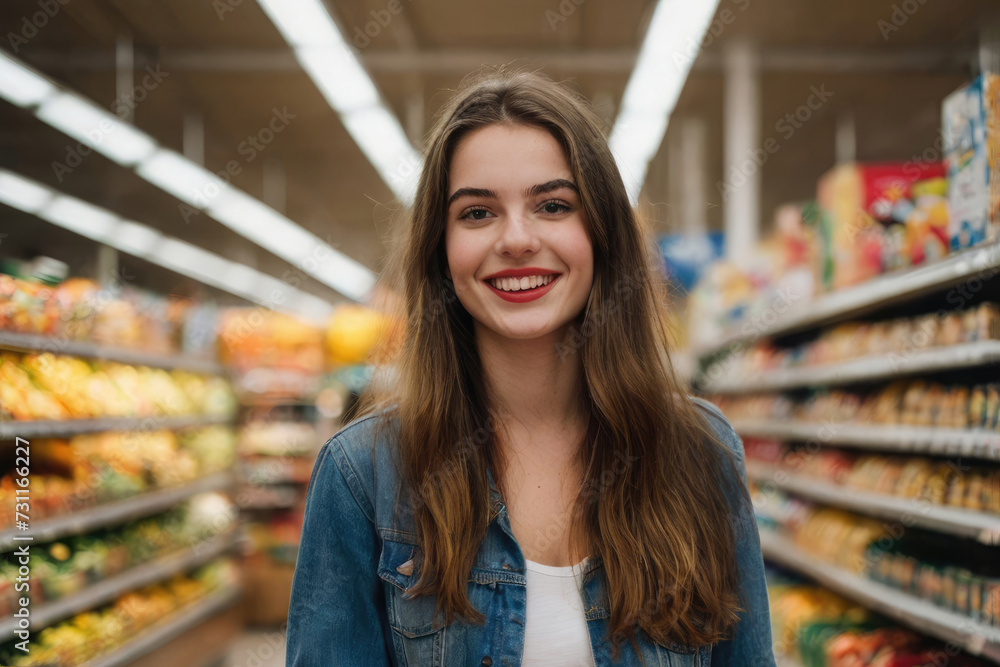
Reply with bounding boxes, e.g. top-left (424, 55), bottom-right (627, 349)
top-left (483, 269), bottom-right (561, 303)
